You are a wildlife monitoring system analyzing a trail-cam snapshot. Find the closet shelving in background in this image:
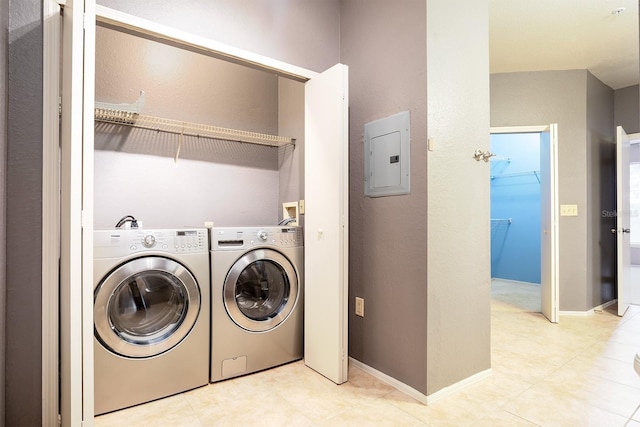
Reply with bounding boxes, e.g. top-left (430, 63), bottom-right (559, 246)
top-left (490, 170), bottom-right (540, 183)
top-left (94, 91), bottom-right (295, 149)
top-left (490, 217), bottom-right (512, 232)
